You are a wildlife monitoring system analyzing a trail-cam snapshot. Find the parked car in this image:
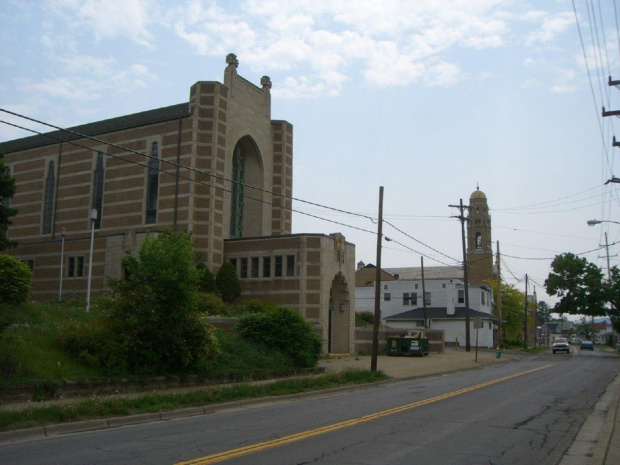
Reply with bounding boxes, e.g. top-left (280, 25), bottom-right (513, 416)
top-left (552, 337), bottom-right (570, 354)
top-left (580, 340), bottom-right (594, 351)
